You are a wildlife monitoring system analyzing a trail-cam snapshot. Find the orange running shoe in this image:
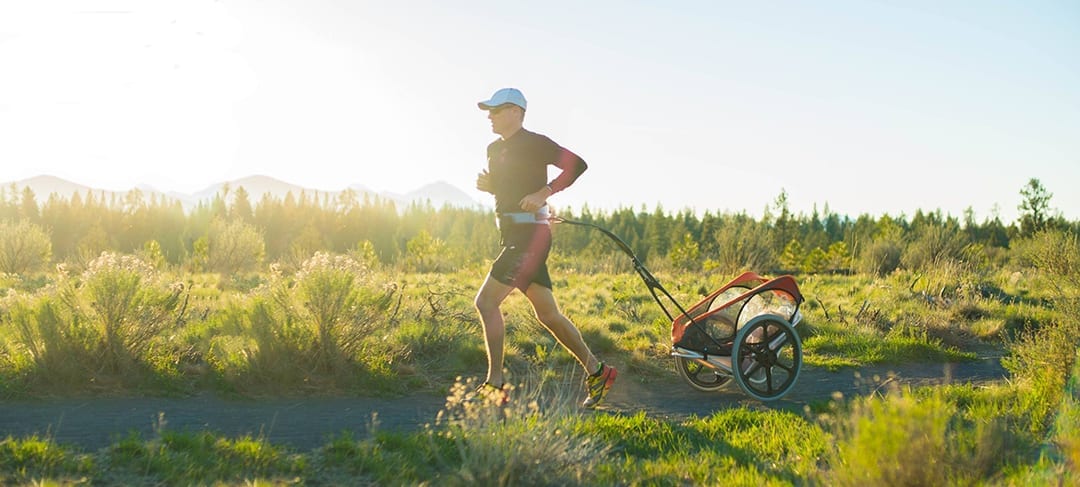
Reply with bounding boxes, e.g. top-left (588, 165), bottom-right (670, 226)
top-left (582, 363), bottom-right (617, 409)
